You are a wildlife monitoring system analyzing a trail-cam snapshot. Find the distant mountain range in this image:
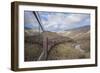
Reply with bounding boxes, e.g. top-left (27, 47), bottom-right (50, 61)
top-left (64, 25), bottom-right (90, 31)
